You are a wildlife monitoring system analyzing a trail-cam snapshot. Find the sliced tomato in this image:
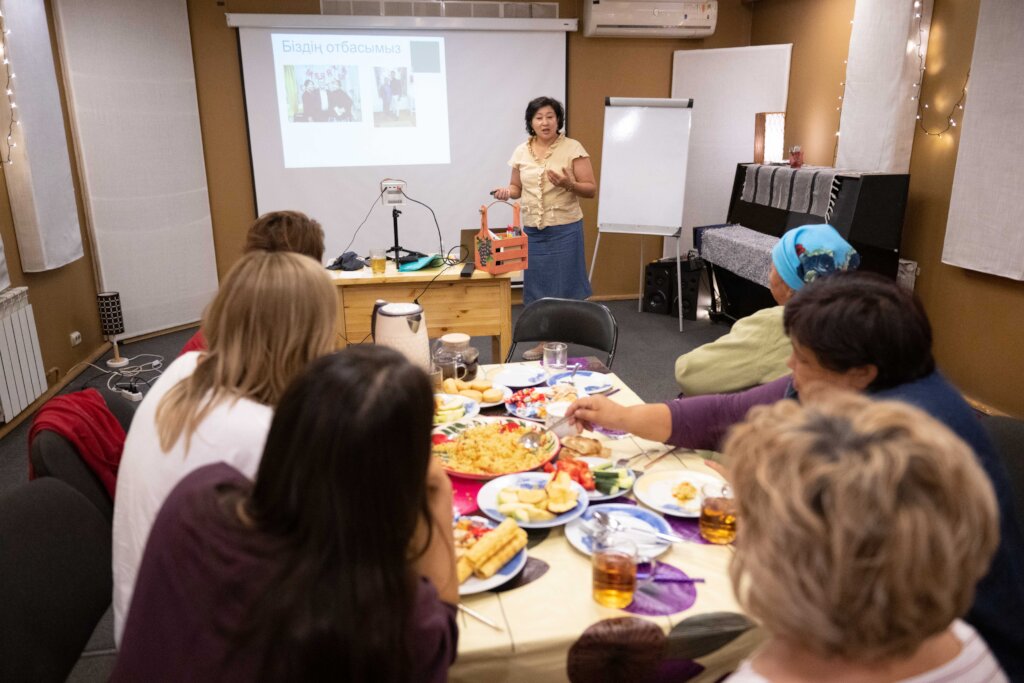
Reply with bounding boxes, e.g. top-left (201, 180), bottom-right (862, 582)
top-left (432, 434), bottom-right (451, 445)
